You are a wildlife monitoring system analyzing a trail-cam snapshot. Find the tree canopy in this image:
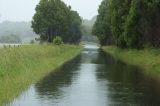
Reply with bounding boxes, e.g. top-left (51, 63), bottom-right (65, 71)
top-left (92, 0), bottom-right (112, 46)
top-left (93, 0), bottom-right (160, 48)
top-left (32, 0), bottom-right (82, 44)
